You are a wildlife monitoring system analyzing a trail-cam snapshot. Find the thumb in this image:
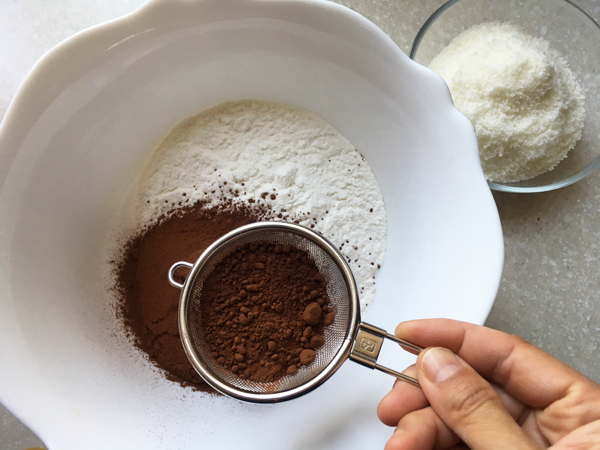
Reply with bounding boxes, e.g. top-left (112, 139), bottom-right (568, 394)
top-left (417, 347), bottom-right (540, 450)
